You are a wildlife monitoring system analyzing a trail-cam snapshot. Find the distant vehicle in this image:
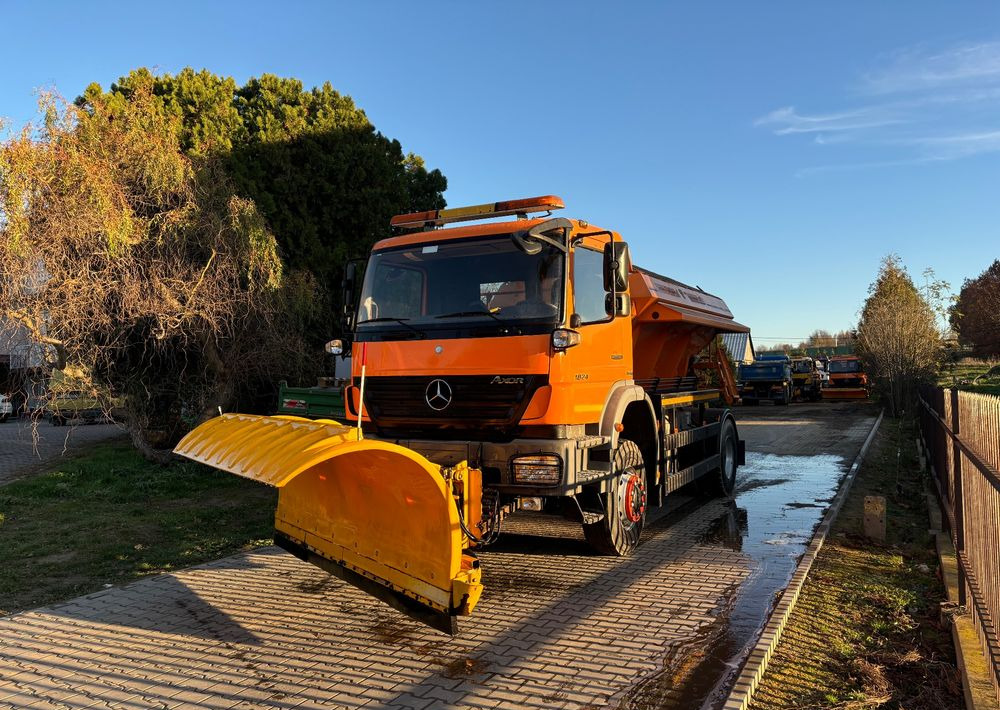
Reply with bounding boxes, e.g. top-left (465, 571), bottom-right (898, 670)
top-left (822, 355), bottom-right (870, 400)
top-left (47, 391), bottom-right (103, 426)
top-left (789, 356), bottom-right (823, 401)
top-left (0, 394), bottom-right (12, 423)
top-left (276, 377), bottom-right (347, 419)
top-left (738, 354), bottom-right (792, 405)
top-left (815, 360), bottom-right (830, 386)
